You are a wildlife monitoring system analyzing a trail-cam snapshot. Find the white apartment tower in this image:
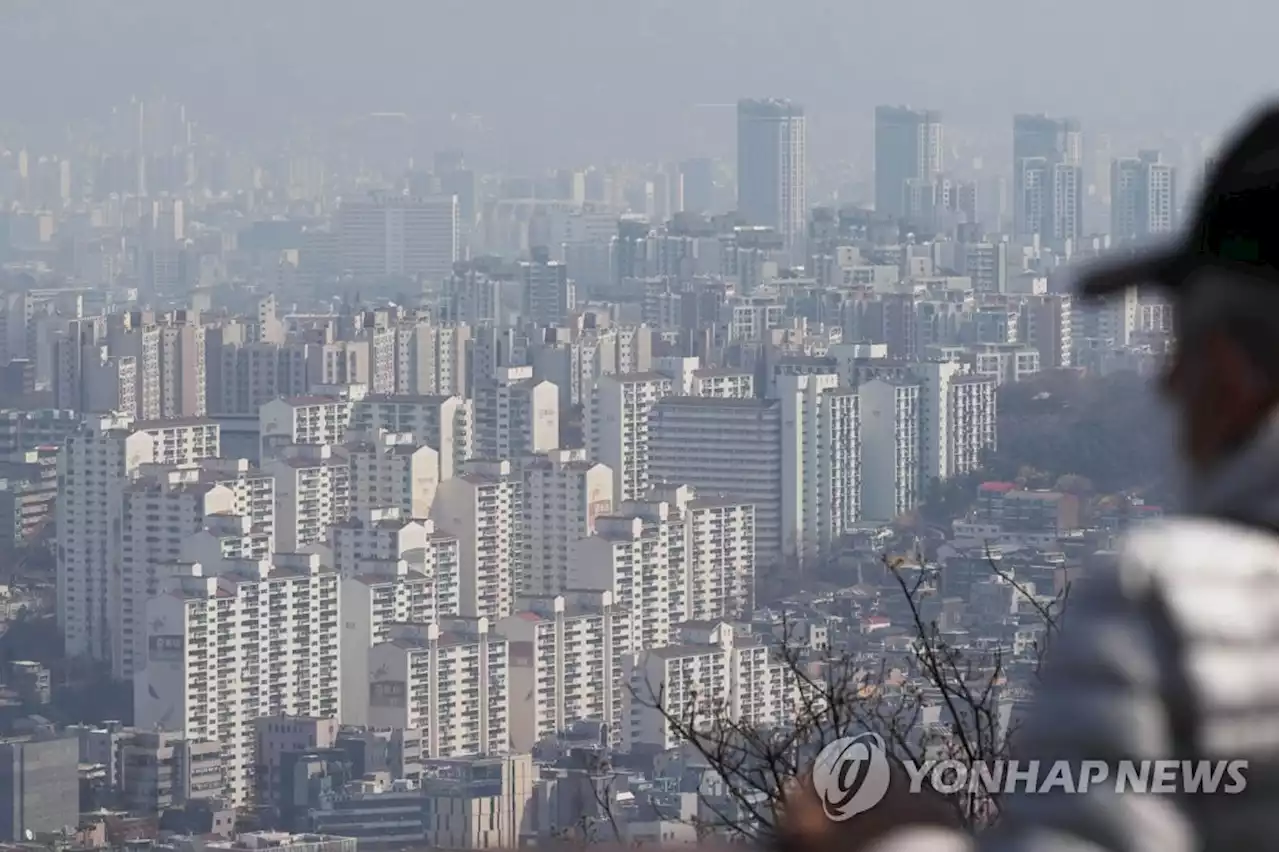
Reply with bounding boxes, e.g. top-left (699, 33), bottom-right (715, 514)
top-left (259, 396), bottom-right (353, 460)
top-left (114, 475), bottom-right (237, 679)
top-left (474, 366), bottom-right (560, 460)
top-left (690, 368), bottom-right (755, 399)
top-left (570, 494), bottom-right (684, 650)
top-left (775, 374), bottom-right (860, 569)
top-left (910, 361), bottom-right (965, 485)
top-left (343, 431), bottom-right (440, 519)
top-left (324, 509), bottom-right (429, 575)
top-left (1013, 114), bottom-right (1082, 241)
top-left (520, 449), bottom-right (614, 597)
top-left (677, 496), bottom-right (756, 622)
top-left (351, 394), bottom-right (474, 481)
top-left (193, 458), bottom-right (278, 553)
top-left (57, 416), bottom-right (219, 661)
top-left (340, 559), bottom-right (438, 726)
top-left (306, 337), bottom-right (396, 394)
top-left (430, 460), bottom-right (524, 620)
top-left (947, 375), bottom-right (998, 476)
top-left (393, 323), bottom-right (470, 396)
top-left (860, 378), bottom-right (922, 522)
top-left (367, 619), bottom-right (509, 758)
top-left (587, 372), bottom-right (673, 505)
top-left (497, 590), bottom-right (632, 750)
top-left (264, 445), bottom-right (352, 552)
top-left (205, 337), bottom-right (310, 416)
top-left (133, 552), bottom-right (340, 807)
top-left (623, 622), bottom-right (799, 750)
top-left (158, 323), bottom-right (207, 418)
top-left (324, 510), bottom-right (462, 617)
